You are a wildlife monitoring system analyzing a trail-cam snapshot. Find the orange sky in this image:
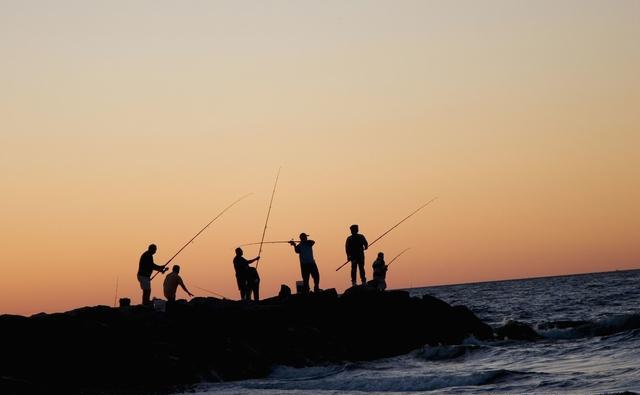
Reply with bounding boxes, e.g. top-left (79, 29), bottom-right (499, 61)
top-left (1, 1), bottom-right (639, 315)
